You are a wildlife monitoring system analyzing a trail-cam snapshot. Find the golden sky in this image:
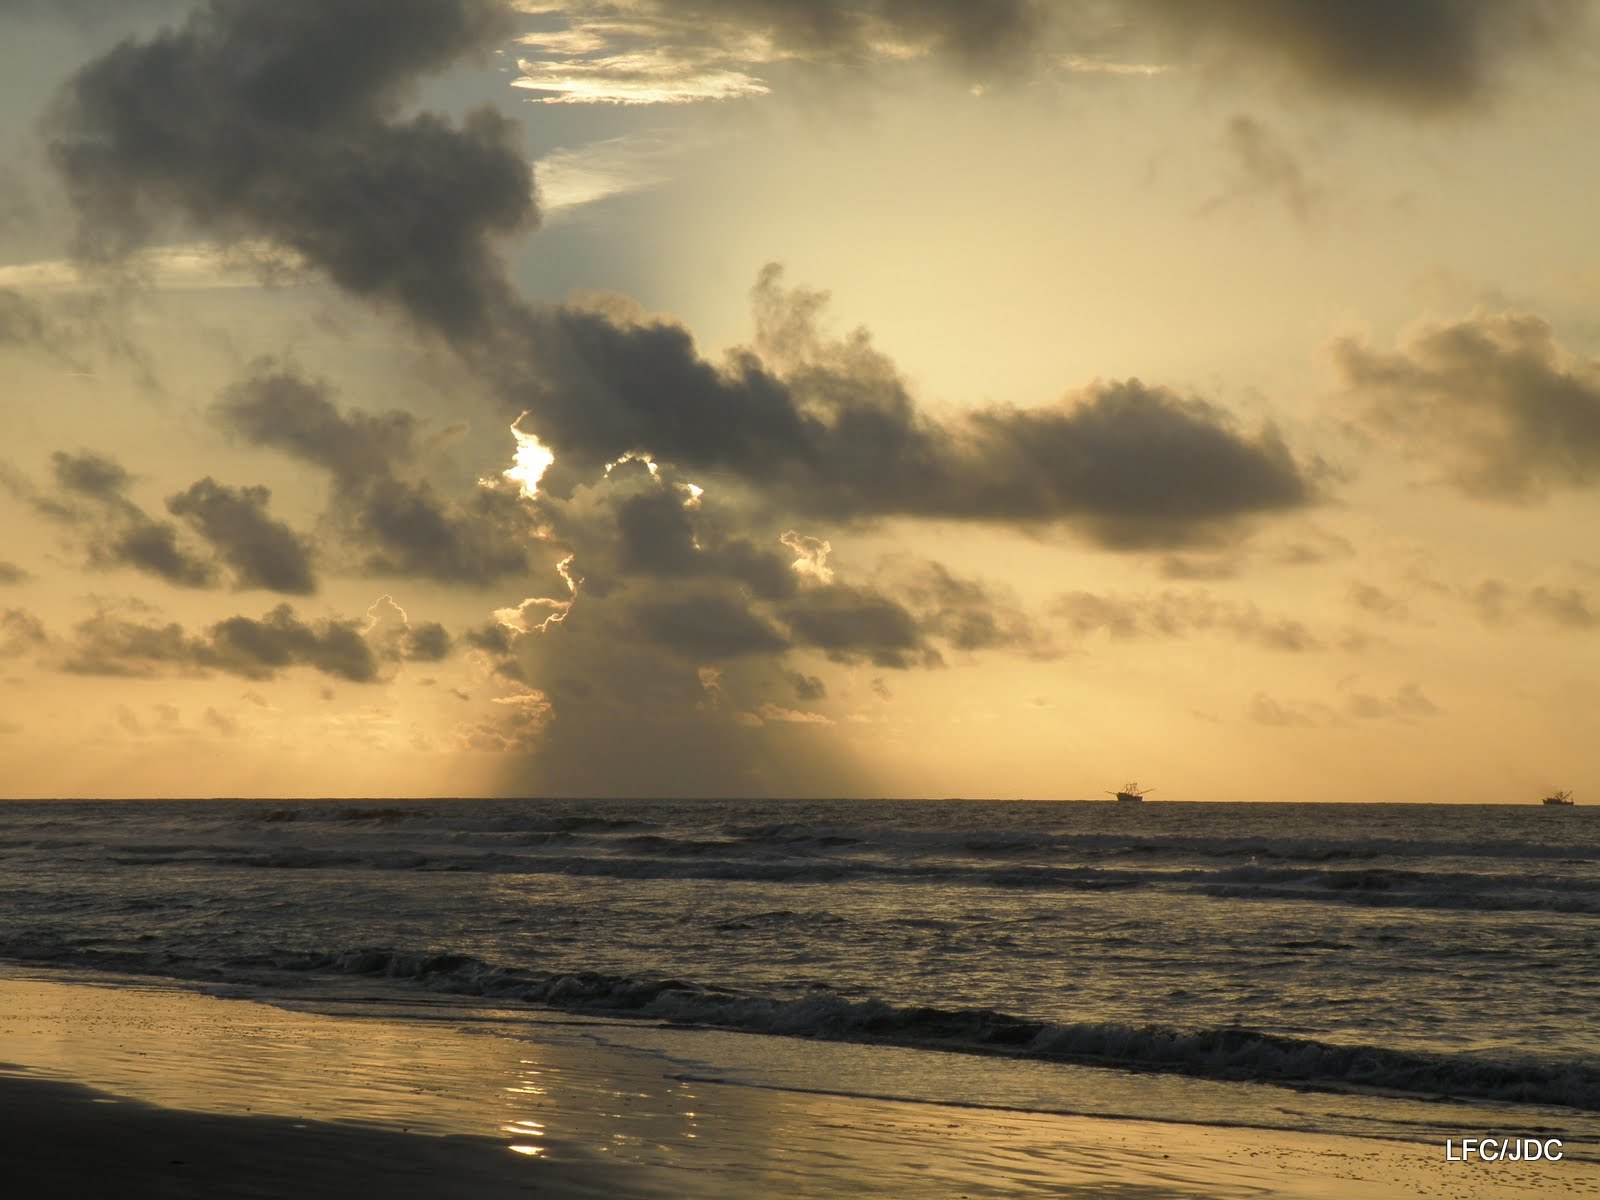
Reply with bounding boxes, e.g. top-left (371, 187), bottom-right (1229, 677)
top-left (3, 0), bottom-right (1599, 802)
